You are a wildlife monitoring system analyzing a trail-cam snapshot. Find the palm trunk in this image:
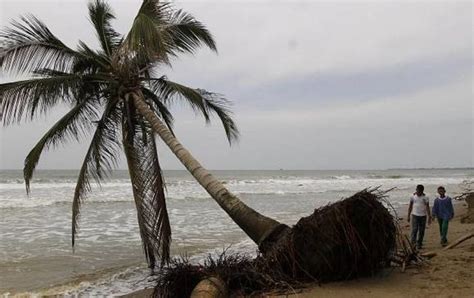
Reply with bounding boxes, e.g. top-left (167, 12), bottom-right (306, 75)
top-left (131, 91), bottom-right (283, 245)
